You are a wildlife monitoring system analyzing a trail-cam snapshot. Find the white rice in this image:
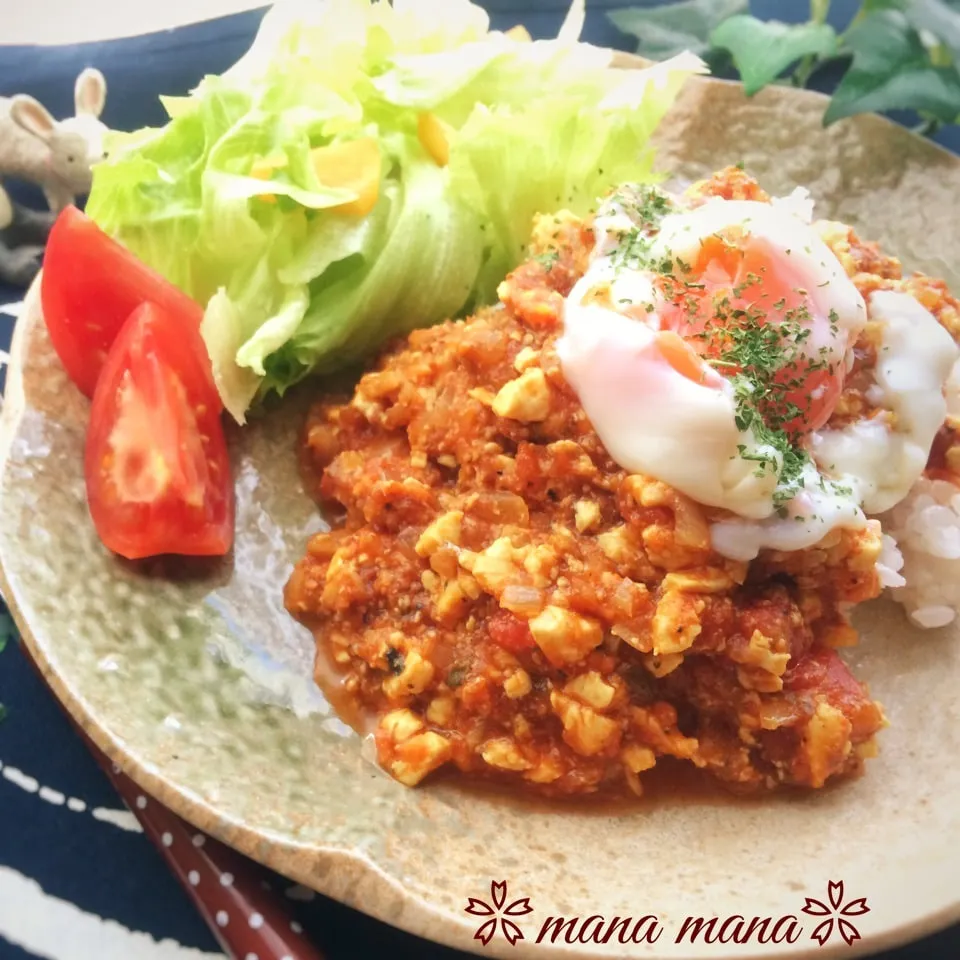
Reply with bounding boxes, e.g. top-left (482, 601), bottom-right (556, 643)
top-left (881, 477), bottom-right (960, 629)
top-left (877, 358), bottom-right (960, 629)
top-left (875, 532), bottom-right (906, 589)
